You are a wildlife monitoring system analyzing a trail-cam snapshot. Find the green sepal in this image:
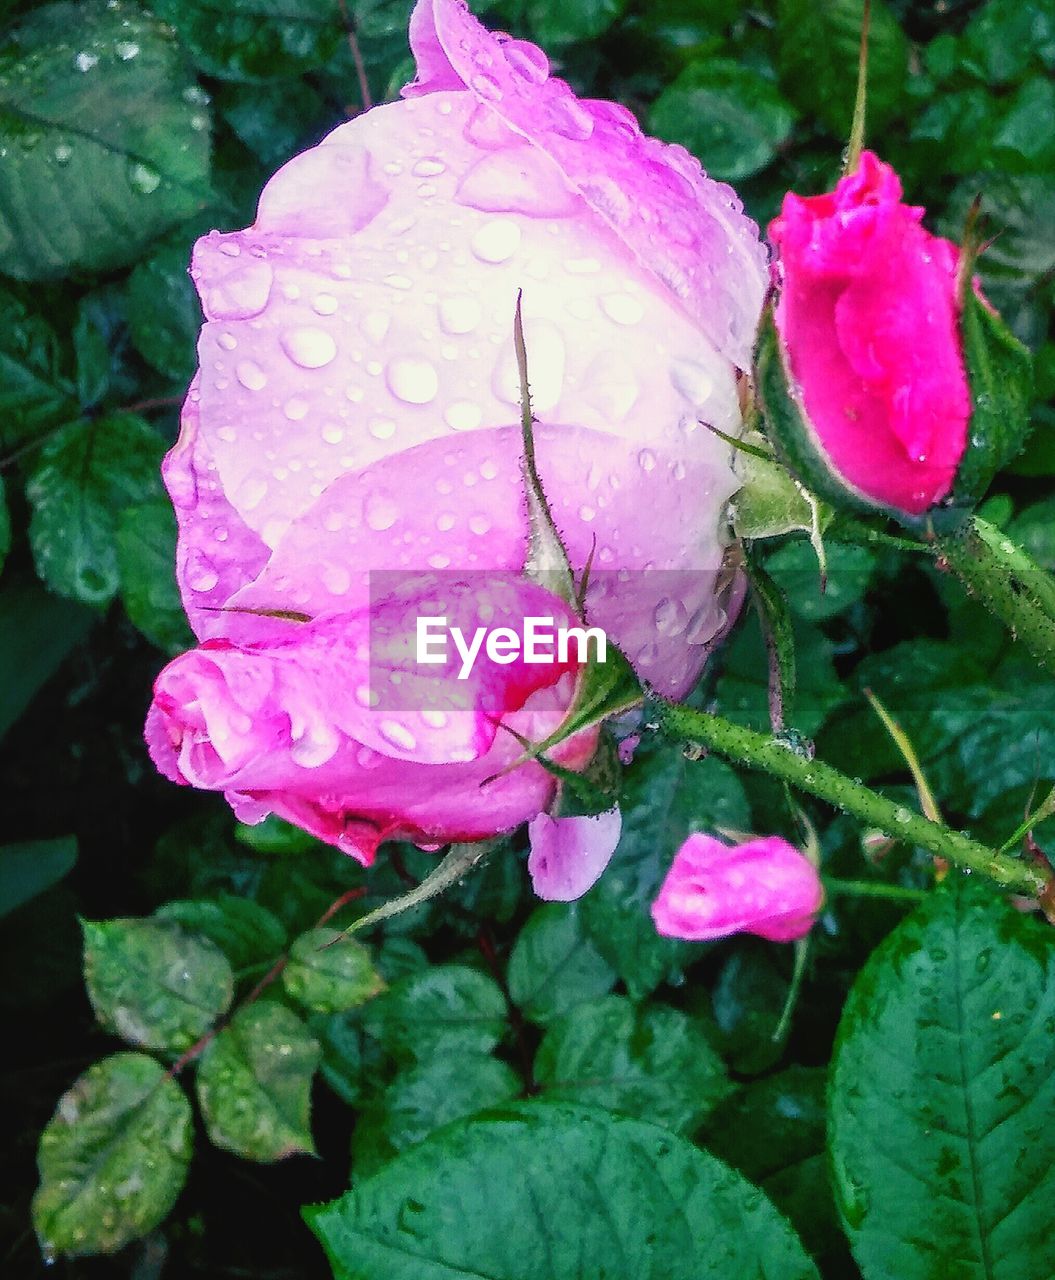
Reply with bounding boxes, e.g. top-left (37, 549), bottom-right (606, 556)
top-left (754, 306), bottom-right (898, 522)
top-left (948, 287), bottom-right (1033, 515)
